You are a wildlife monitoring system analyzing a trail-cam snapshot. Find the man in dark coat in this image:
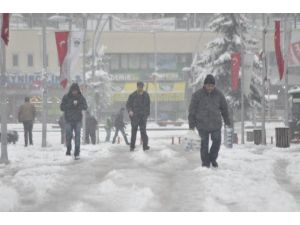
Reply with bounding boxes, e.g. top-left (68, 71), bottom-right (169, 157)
top-left (112, 108), bottom-right (130, 145)
top-left (188, 74), bottom-right (231, 168)
top-left (126, 81), bottom-right (150, 151)
top-left (60, 83), bottom-right (88, 159)
top-left (18, 97), bottom-right (36, 147)
top-left (85, 111), bottom-right (98, 145)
